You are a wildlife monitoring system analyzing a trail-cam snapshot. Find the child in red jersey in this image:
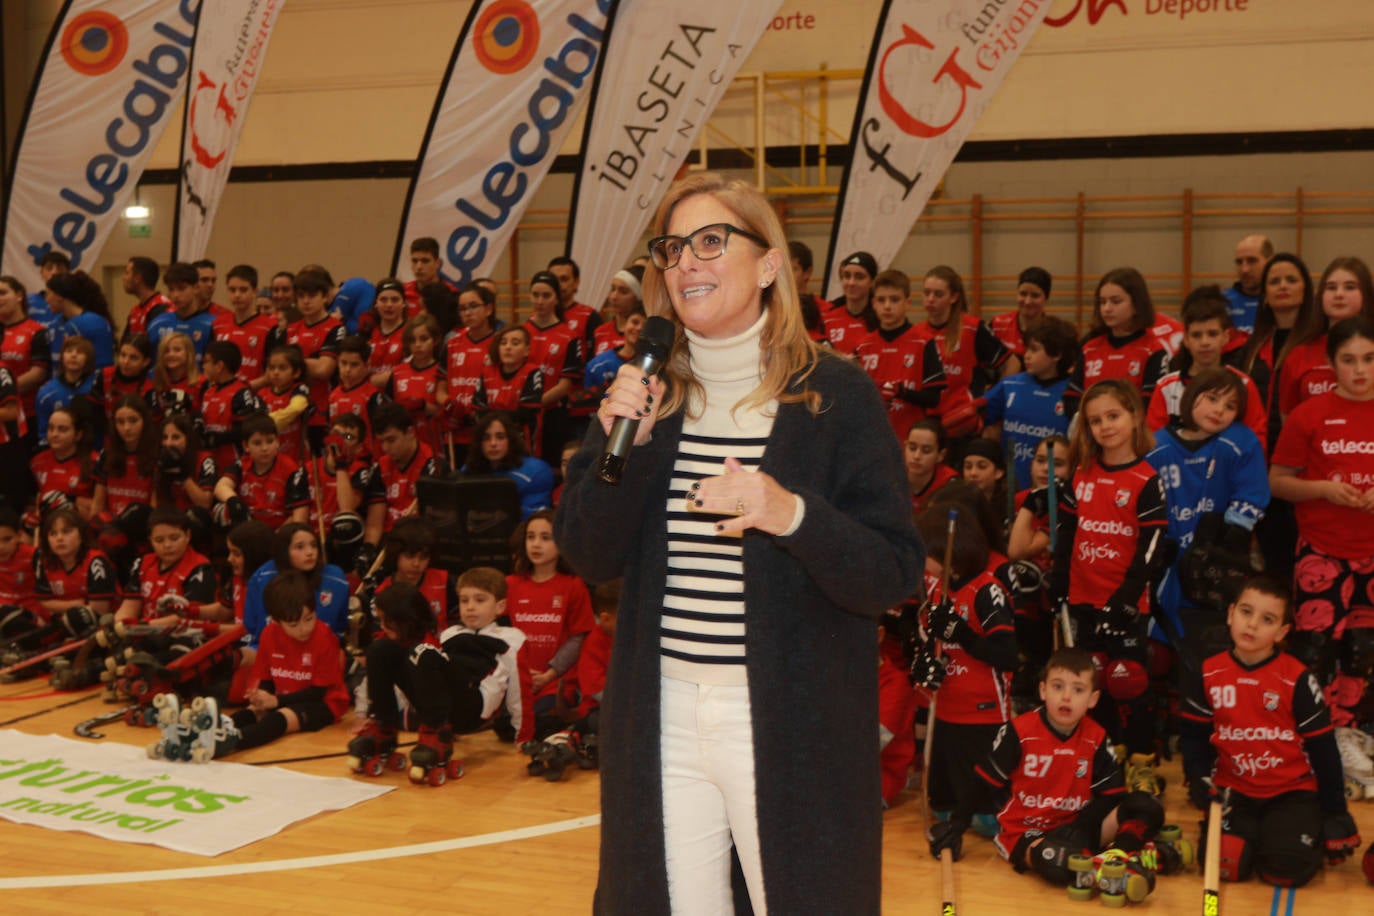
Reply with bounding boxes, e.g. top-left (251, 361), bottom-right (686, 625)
top-left (260, 344), bottom-right (311, 462)
top-left (213, 413), bottom-right (311, 531)
top-left (373, 518), bottom-right (457, 628)
top-left (930, 647), bottom-right (1171, 904)
top-left (90, 335), bottom-right (154, 427)
top-left (961, 437), bottom-right (1009, 528)
top-left (1271, 316), bottom-right (1374, 728)
top-left (156, 413), bottom-right (218, 517)
top-left (854, 269), bottom-right (946, 441)
top-left (0, 274), bottom-right (52, 427)
top-left (387, 313), bottom-right (447, 456)
top-left (366, 278), bottom-right (409, 388)
top-left (1050, 379), bottom-right (1169, 794)
top-left (29, 404), bottom-right (96, 524)
top-left (348, 573), bottom-right (534, 778)
top-left (284, 268), bottom-right (345, 454)
top-left (203, 570), bottom-right (349, 759)
top-left (989, 266), bottom-right (1052, 371)
top-left (524, 270), bottom-right (583, 460)
top-left (358, 403), bottom-right (446, 572)
top-left (202, 520), bottom-right (274, 628)
top-left (149, 331), bottom-right (202, 419)
top-left (198, 340), bottom-right (265, 471)
top-left (473, 324), bottom-right (543, 445)
top-left (310, 412), bottom-right (372, 570)
top-left (329, 335), bottom-right (388, 451)
top-left (915, 265), bottom-right (1010, 438)
top-left (909, 504), bottom-right (1018, 833)
top-left (1179, 576), bottom-right (1360, 886)
top-left (213, 264), bottom-right (275, 388)
top-left (444, 283), bottom-right (498, 452)
top-left (907, 419), bottom-right (958, 517)
top-left (114, 507), bottom-right (217, 628)
top-left (559, 579), bottom-right (616, 728)
top-left (1069, 268), bottom-right (1168, 410)
top-left (34, 507), bottom-right (116, 619)
top-left (91, 395), bottom-right (158, 572)
top-left (1275, 257), bottom-right (1374, 418)
top-left (0, 508), bottom-right (40, 638)
top-left (504, 510), bottom-right (593, 734)
top-left (877, 614), bottom-right (919, 808)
